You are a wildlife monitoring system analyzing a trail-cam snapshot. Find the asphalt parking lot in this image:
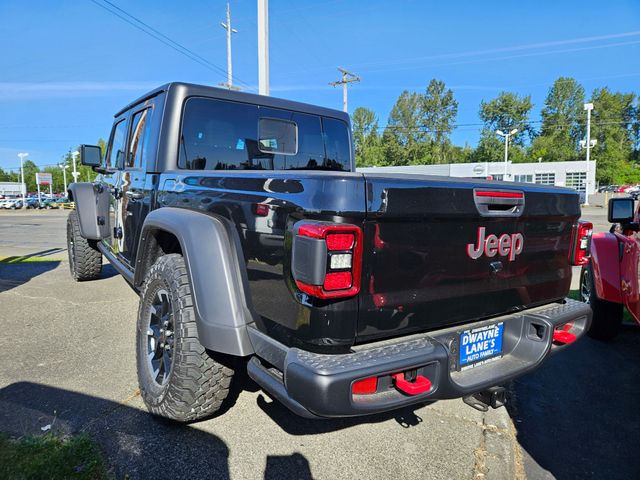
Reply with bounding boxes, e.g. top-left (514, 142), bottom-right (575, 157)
top-left (0, 207), bottom-right (638, 479)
